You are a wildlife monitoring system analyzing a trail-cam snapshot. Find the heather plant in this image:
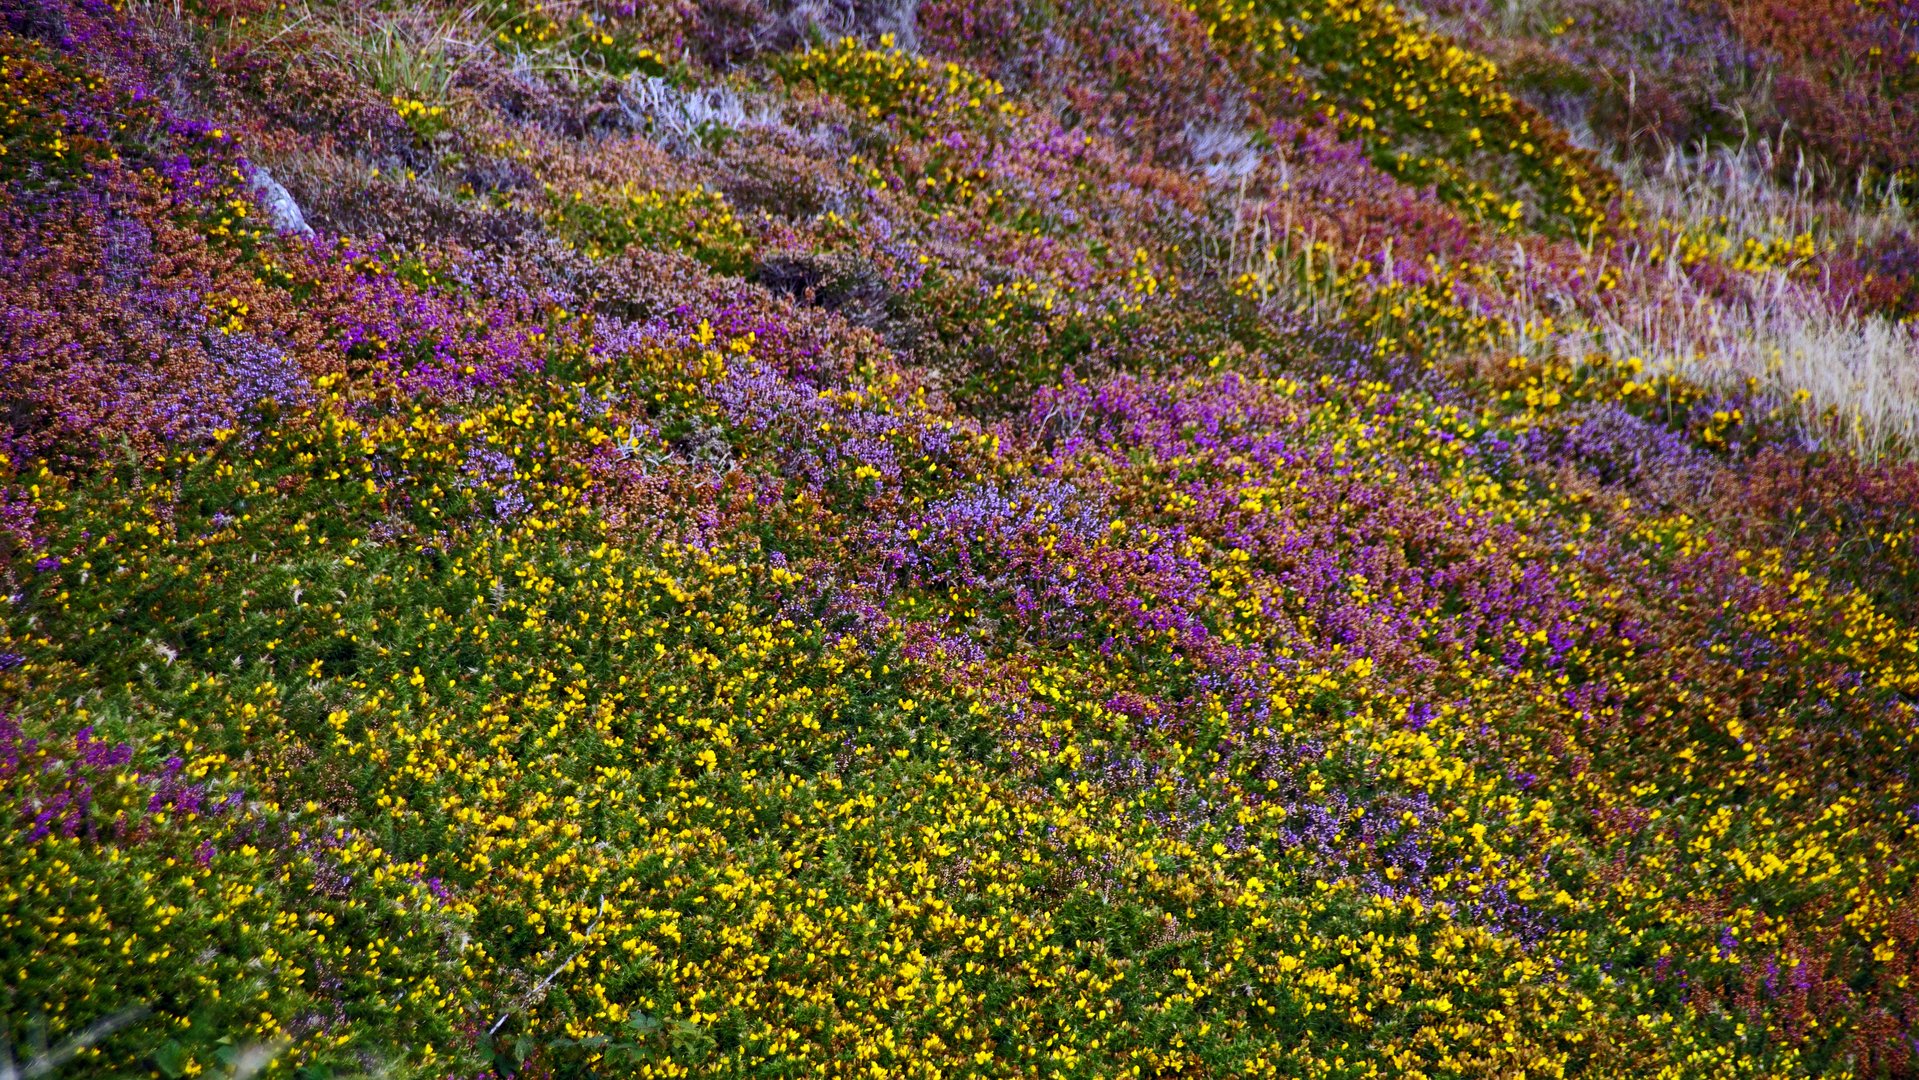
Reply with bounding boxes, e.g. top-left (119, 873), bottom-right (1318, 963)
top-left (5, 0), bottom-right (1919, 1076)
top-left (1423, 0), bottom-right (1919, 196)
